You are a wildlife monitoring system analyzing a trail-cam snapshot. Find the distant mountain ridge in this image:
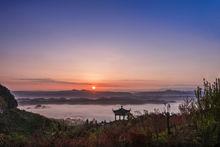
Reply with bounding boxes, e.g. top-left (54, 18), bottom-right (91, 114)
top-left (14, 89), bottom-right (132, 99)
top-left (14, 90), bottom-right (193, 100)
